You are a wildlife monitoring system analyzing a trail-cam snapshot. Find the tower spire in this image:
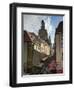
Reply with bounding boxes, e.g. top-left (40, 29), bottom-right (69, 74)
top-left (41, 20), bottom-right (45, 29)
top-left (38, 20), bottom-right (48, 41)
